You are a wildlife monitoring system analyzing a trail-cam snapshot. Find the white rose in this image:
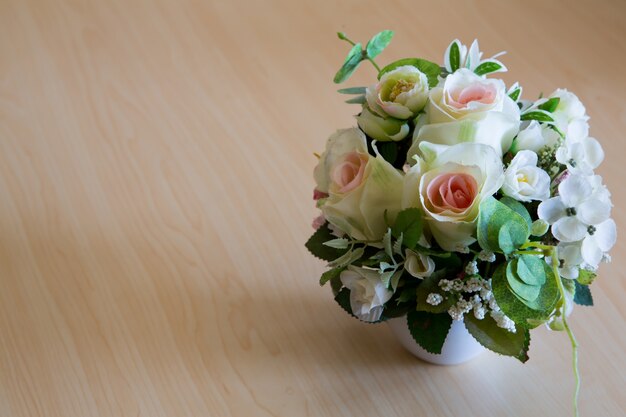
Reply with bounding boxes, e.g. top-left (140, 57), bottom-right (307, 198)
top-left (340, 266), bottom-right (393, 322)
top-left (365, 65), bottom-right (430, 120)
top-left (403, 142), bottom-right (504, 251)
top-left (548, 89), bottom-right (589, 138)
top-left (321, 142), bottom-right (404, 241)
top-left (404, 249), bottom-right (435, 279)
top-left (356, 106), bottom-right (409, 142)
top-left (313, 128), bottom-right (368, 194)
top-left (408, 69), bottom-right (520, 159)
top-left (512, 120), bottom-right (561, 153)
top-left (501, 150), bottom-right (550, 202)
